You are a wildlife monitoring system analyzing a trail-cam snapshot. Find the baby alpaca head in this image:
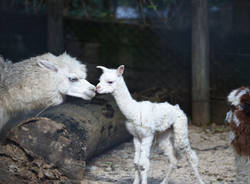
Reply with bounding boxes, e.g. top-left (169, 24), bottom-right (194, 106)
top-left (37, 53), bottom-right (96, 100)
top-left (96, 65), bottom-right (124, 94)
